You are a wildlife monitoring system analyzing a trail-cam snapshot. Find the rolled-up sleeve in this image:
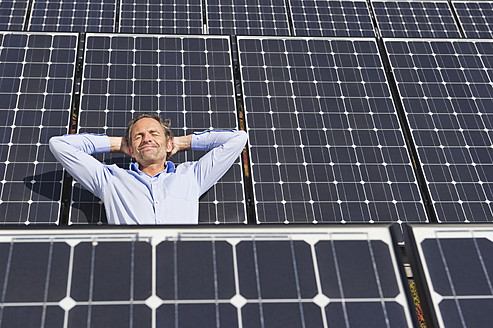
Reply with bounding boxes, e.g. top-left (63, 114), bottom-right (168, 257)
top-left (191, 130), bottom-right (247, 195)
top-left (49, 134), bottom-right (111, 198)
